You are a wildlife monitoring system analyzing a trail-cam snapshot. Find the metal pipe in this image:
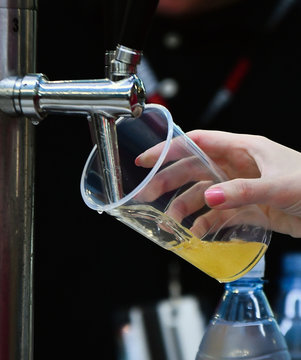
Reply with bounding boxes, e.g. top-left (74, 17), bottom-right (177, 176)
top-left (89, 113), bottom-right (123, 202)
top-left (0, 73), bottom-right (145, 119)
top-left (0, 1), bottom-right (36, 359)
